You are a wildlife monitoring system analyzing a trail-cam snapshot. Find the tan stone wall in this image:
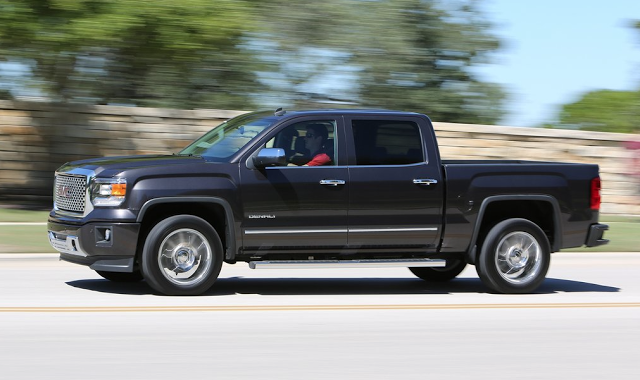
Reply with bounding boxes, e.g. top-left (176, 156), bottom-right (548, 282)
top-left (0, 100), bottom-right (245, 205)
top-left (1, 100), bottom-right (638, 214)
top-left (434, 122), bottom-right (640, 215)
